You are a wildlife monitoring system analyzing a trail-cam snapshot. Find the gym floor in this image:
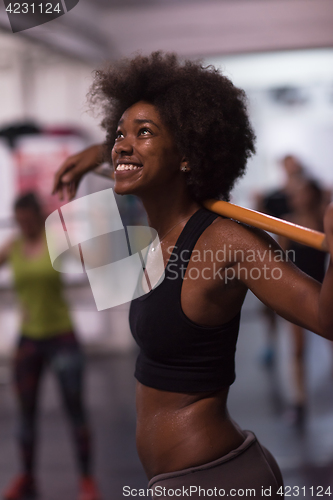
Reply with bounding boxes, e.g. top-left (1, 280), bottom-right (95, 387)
top-left (0, 292), bottom-right (333, 499)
